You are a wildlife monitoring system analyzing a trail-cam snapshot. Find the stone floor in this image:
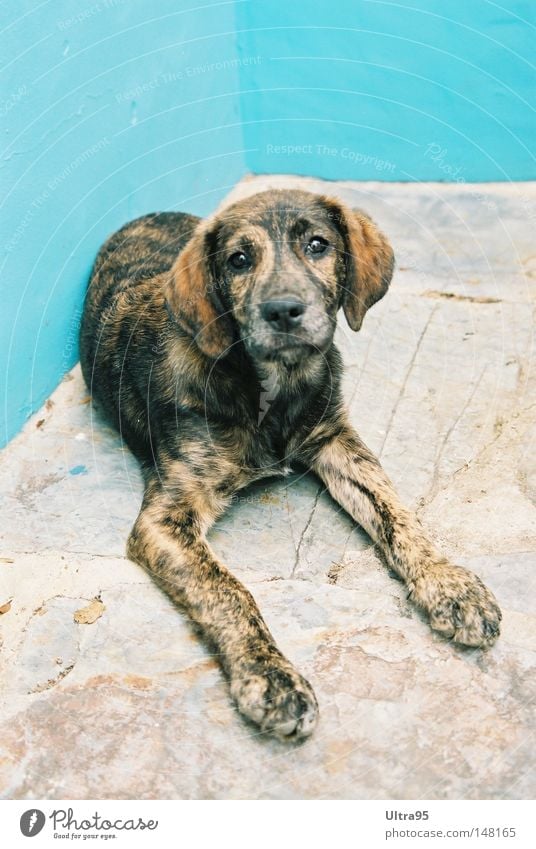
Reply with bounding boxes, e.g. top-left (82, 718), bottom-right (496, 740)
top-left (1, 176), bottom-right (535, 799)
